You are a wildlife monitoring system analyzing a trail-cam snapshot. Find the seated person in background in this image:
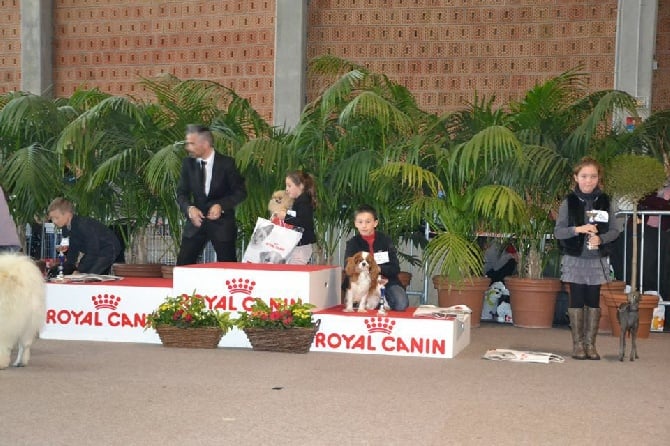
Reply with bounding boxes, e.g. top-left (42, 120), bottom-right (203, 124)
top-left (637, 182), bottom-right (670, 305)
top-left (483, 238), bottom-right (517, 283)
top-left (639, 182), bottom-right (670, 231)
top-left (47, 197), bottom-right (121, 275)
top-left (344, 204), bottom-right (409, 311)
